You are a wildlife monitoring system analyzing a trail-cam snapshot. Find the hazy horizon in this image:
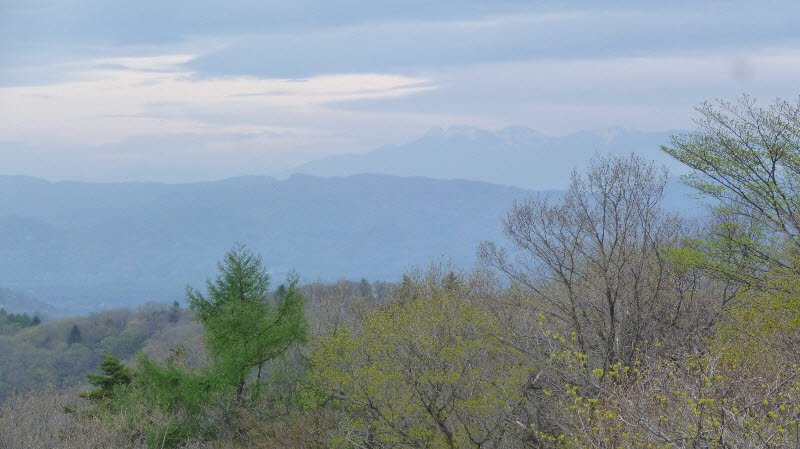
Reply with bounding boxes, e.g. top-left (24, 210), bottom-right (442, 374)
top-left (3, 124), bottom-right (684, 187)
